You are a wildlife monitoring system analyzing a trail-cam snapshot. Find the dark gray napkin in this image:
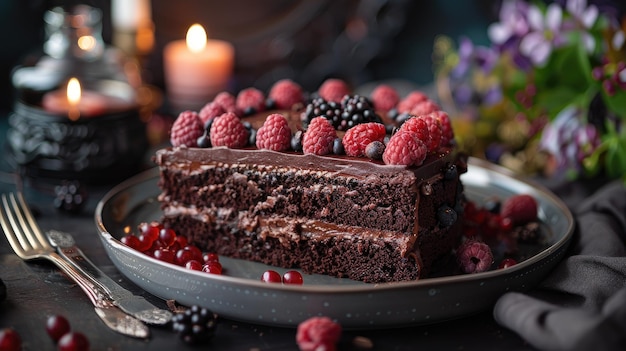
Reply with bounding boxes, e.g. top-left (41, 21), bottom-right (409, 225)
top-left (494, 180), bottom-right (626, 351)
